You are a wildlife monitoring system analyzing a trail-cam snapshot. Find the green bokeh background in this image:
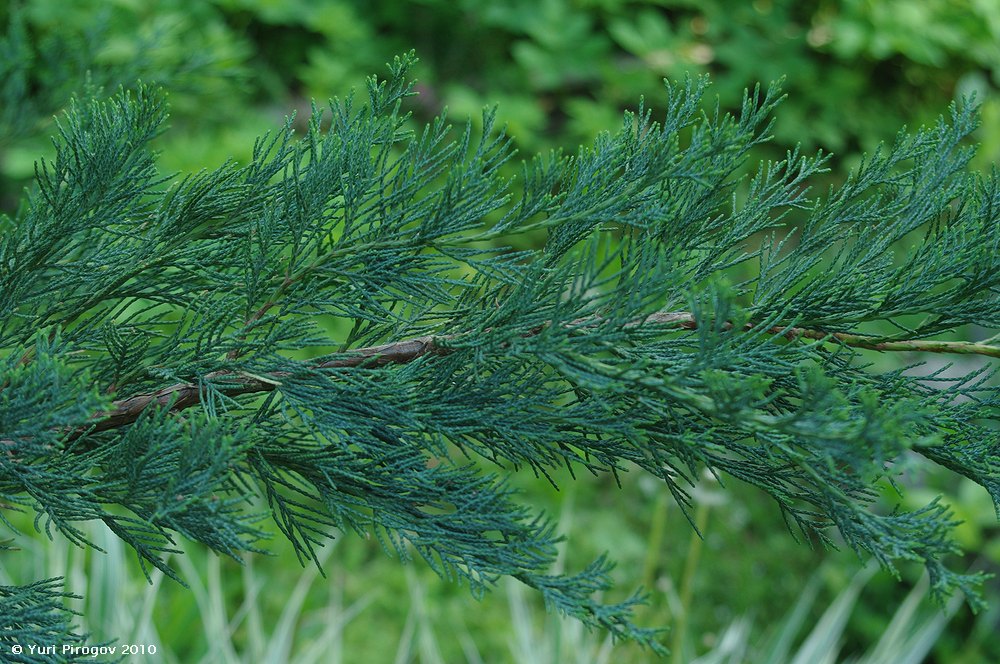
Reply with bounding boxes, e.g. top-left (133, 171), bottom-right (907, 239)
top-left (1, 1), bottom-right (999, 661)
